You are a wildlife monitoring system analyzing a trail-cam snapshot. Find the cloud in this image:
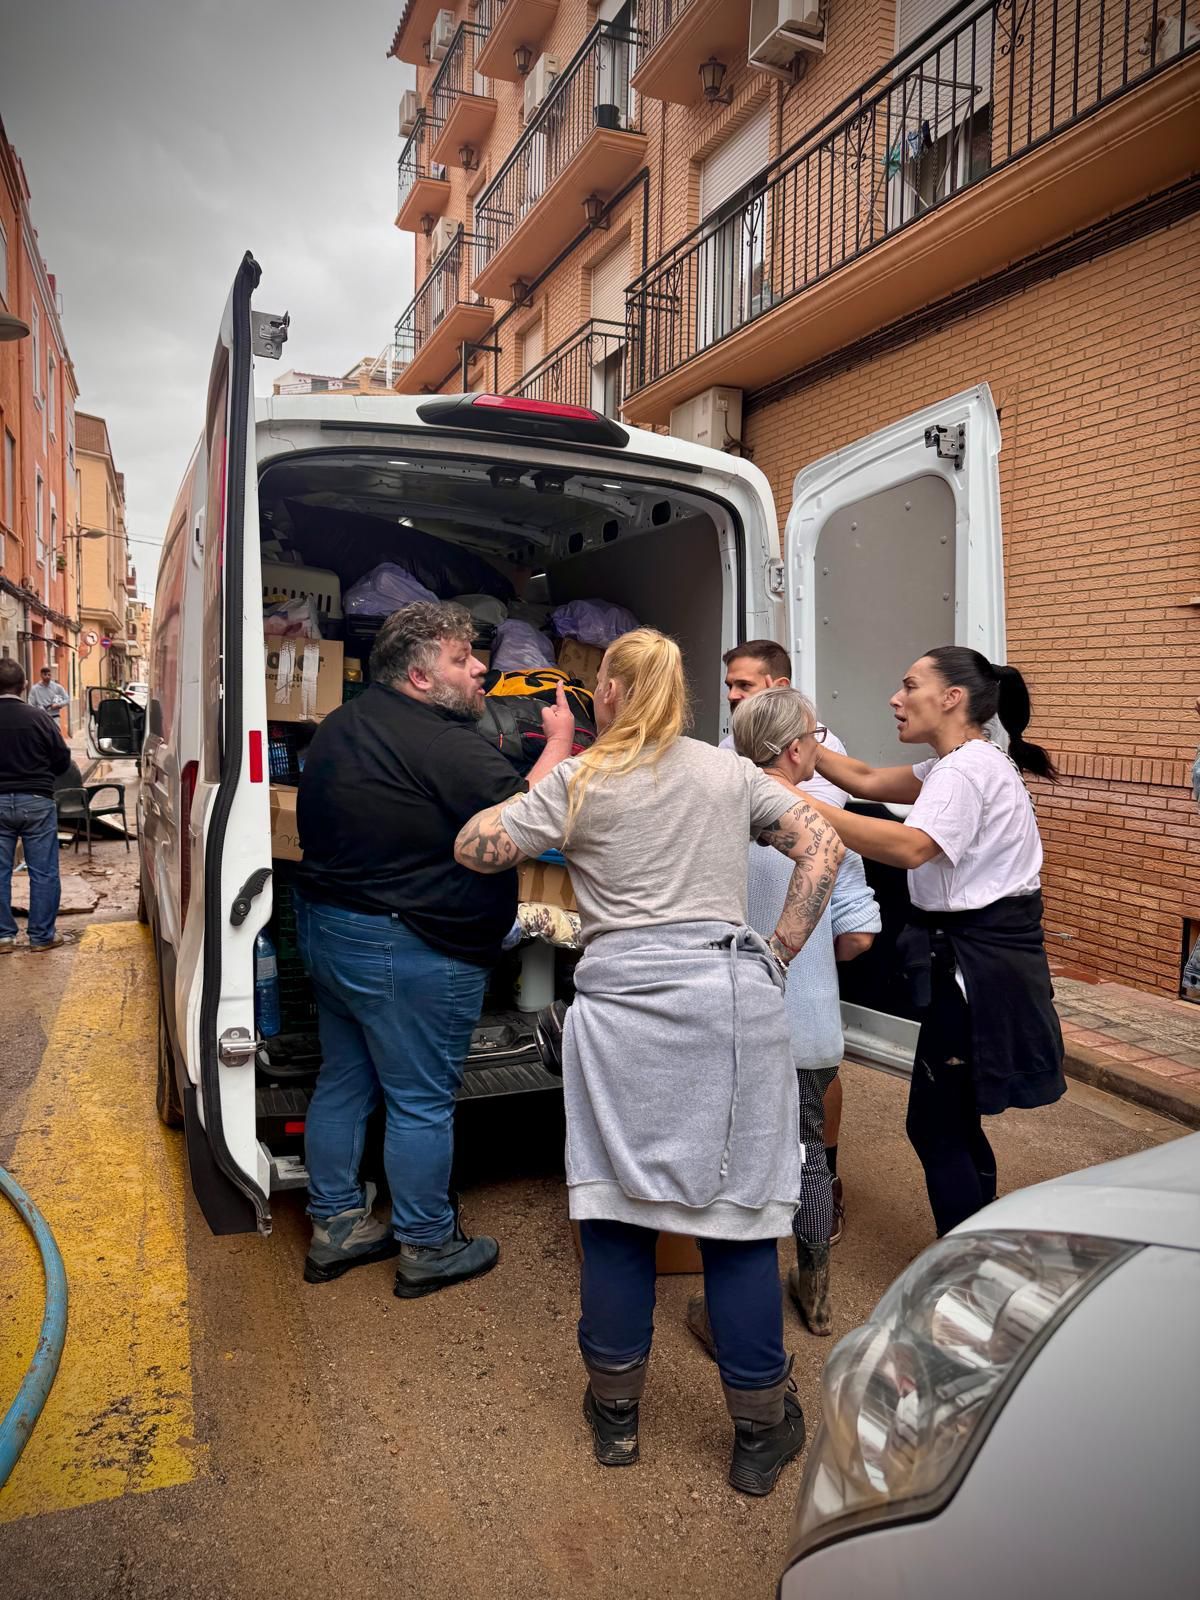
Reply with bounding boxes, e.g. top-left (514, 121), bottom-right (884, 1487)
top-left (0, 0), bottom-right (414, 596)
